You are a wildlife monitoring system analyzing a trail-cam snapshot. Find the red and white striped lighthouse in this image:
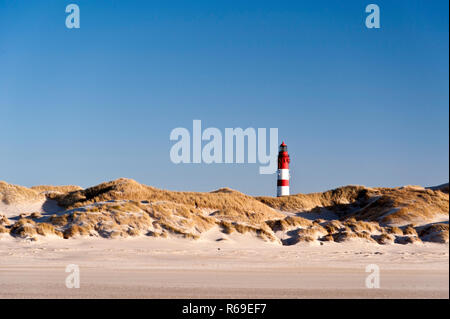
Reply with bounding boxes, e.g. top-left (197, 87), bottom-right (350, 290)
top-left (277, 141), bottom-right (290, 197)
